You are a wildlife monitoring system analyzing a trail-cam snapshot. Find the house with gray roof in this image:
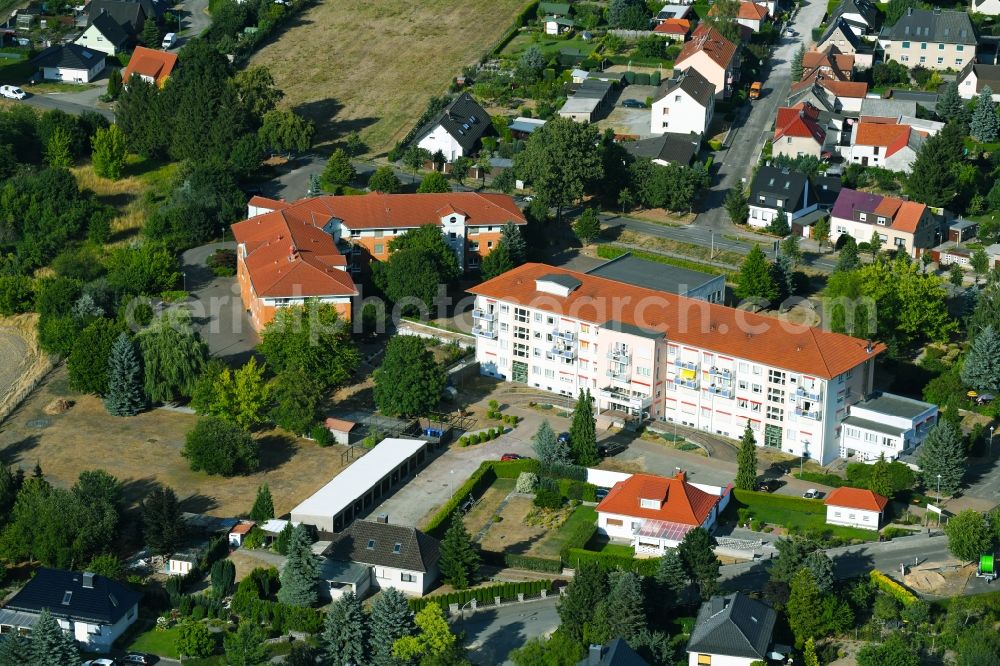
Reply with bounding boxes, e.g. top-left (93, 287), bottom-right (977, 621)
top-left (415, 93), bottom-right (492, 162)
top-left (747, 165), bottom-right (817, 230)
top-left (579, 639), bottom-right (649, 666)
top-left (623, 133), bottom-right (701, 167)
top-left (650, 67), bottom-right (715, 136)
top-left (75, 12), bottom-right (130, 56)
top-left (322, 518), bottom-right (440, 597)
top-left (829, 0), bottom-right (879, 35)
top-left (687, 593), bottom-right (778, 666)
top-left (957, 61), bottom-right (1000, 100)
top-left (30, 43), bottom-right (106, 83)
top-left (559, 78), bottom-right (615, 122)
top-left (818, 18), bottom-right (864, 54)
top-left (879, 8), bottom-right (976, 70)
